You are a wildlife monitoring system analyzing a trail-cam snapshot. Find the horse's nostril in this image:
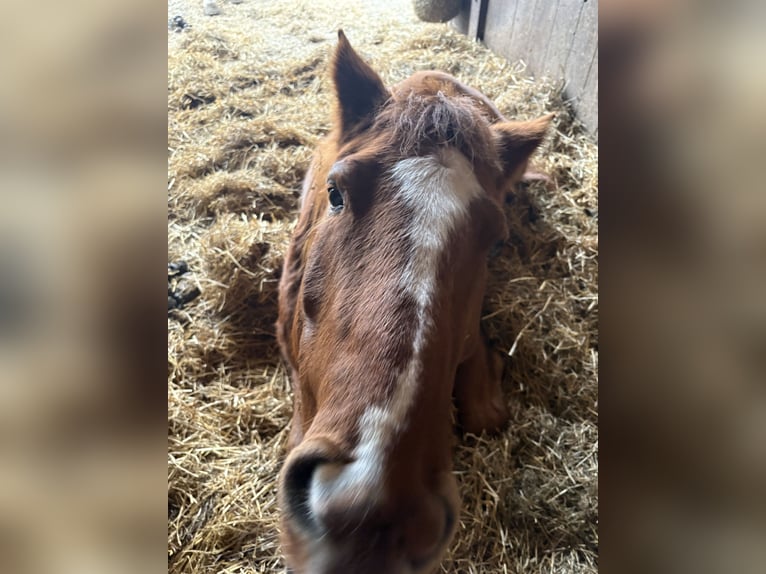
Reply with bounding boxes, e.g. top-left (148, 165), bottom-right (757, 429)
top-left (403, 494), bottom-right (455, 569)
top-left (281, 443), bottom-right (337, 532)
top-left (280, 438), bottom-right (367, 536)
top-left (442, 498), bottom-right (455, 541)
